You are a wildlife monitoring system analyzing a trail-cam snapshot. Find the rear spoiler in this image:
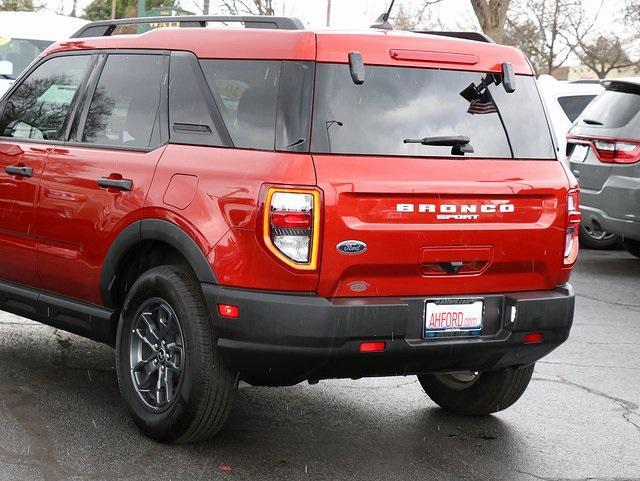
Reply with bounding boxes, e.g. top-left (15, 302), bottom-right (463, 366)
top-left (601, 79), bottom-right (640, 94)
top-left (413, 31), bottom-right (495, 44)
